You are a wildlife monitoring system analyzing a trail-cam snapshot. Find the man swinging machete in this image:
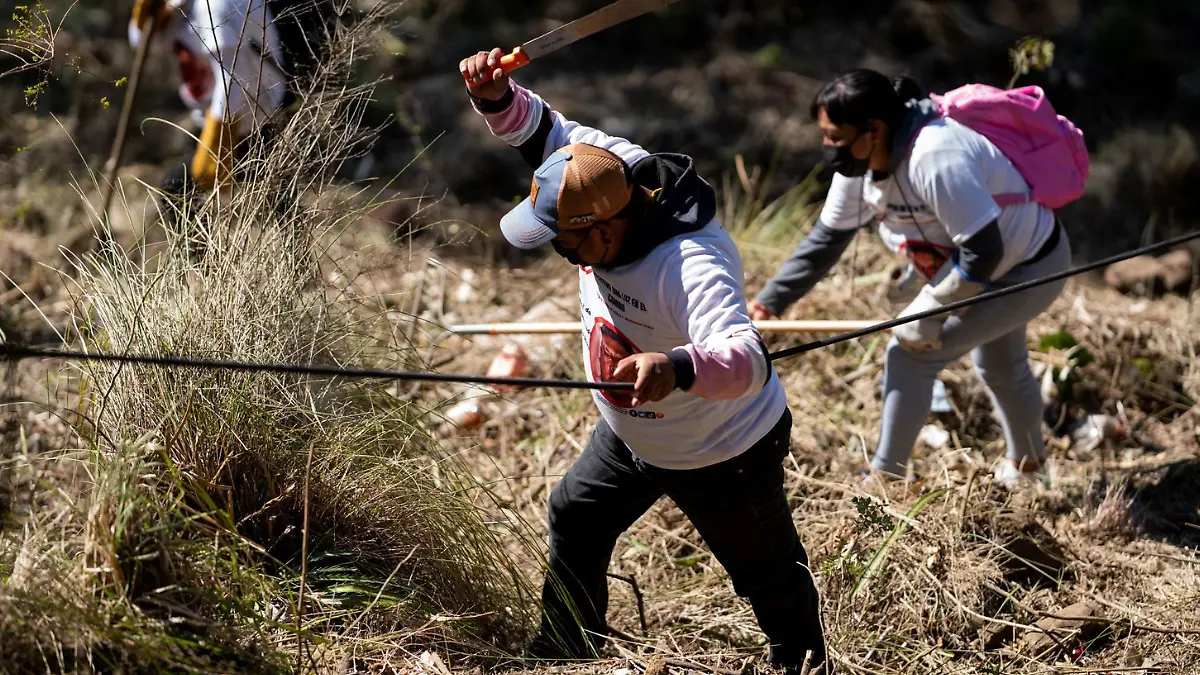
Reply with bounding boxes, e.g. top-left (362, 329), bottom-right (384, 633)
top-left (460, 22), bottom-right (832, 675)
